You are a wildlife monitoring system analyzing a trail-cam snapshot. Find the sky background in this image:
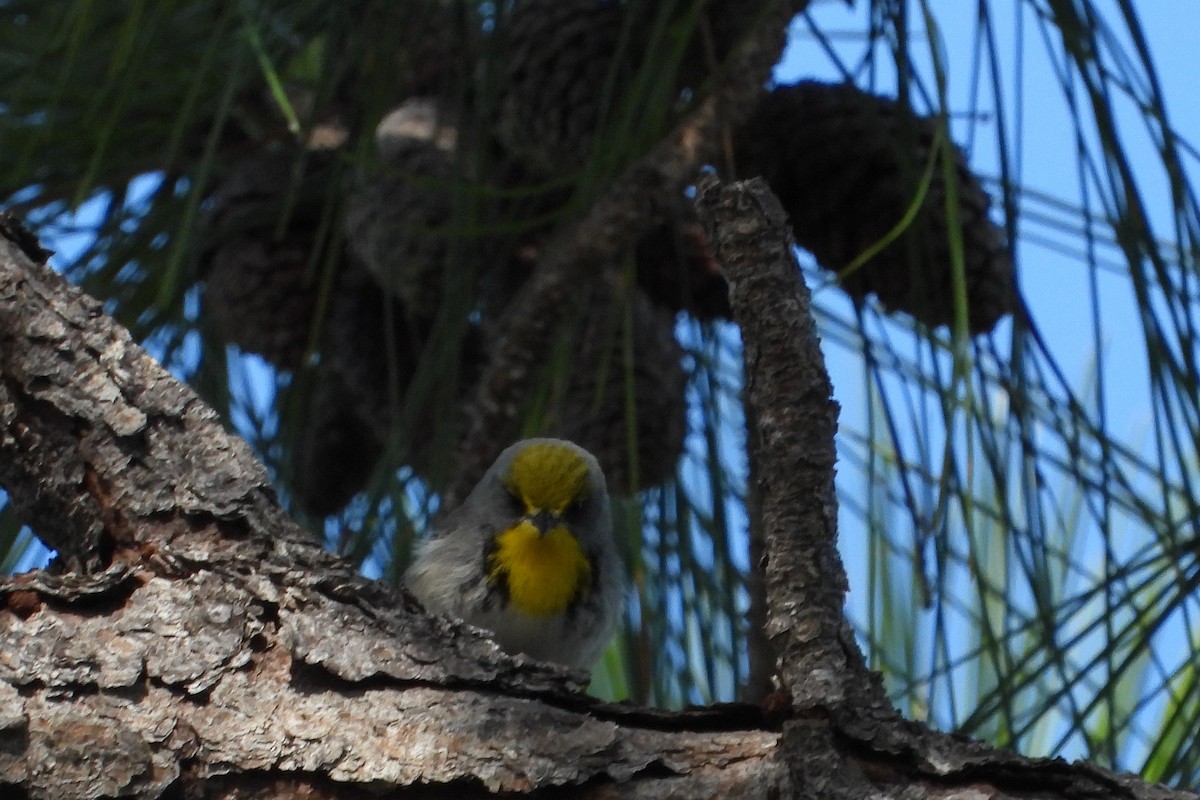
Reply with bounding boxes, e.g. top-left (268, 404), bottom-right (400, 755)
top-left (775, 2), bottom-right (1200, 642)
top-left (786, 0), bottom-right (1200, 425)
